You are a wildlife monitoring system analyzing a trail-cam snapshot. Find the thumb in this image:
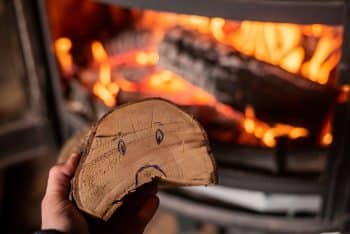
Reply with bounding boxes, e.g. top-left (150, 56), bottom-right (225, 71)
top-left (135, 195), bottom-right (159, 231)
top-left (45, 153), bottom-right (81, 199)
